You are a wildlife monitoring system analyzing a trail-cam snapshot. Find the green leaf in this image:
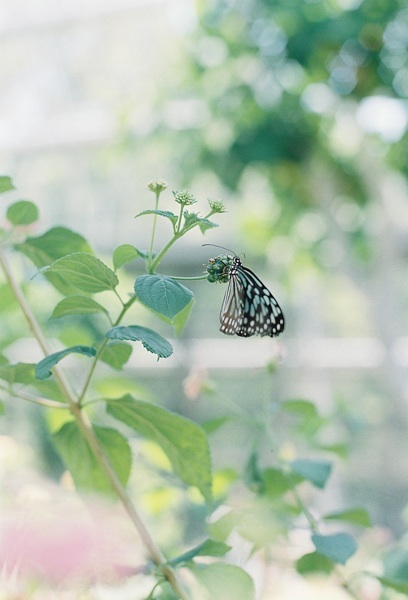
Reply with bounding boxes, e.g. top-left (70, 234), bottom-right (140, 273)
top-left (6, 200), bottom-right (39, 225)
top-left (289, 459), bottom-right (332, 489)
top-left (0, 176), bottom-right (15, 194)
top-left (106, 395), bottom-right (212, 502)
top-left (172, 299), bottom-right (194, 334)
top-left (43, 253), bottom-right (118, 294)
top-left (0, 362), bottom-right (36, 385)
top-left (261, 467), bottom-right (292, 499)
top-left (15, 227), bottom-right (92, 295)
top-left (51, 296), bottom-right (109, 319)
top-left (169, 539), bottom-right (231, 566)
top-left (15, 227), bottom-right (92, 266)
top-left (383, 546), bottom-right (408, 582)
top-left (100, 343), bottom-right (132, 370)
top-left (202, 416), bottom-right (230, 434)
top-left (312, 533), bottom-right (357, 565)
top-left (53, 422), bottom-right (131, 494)
top-left (112, 244), bottom-right (139, 270)
top-left (198, 217), bottom-right (219, 233)
top-left (324, 507), bottom-right (371, 527)
top-left (296, 551), bottom-right (334, 575)
top-left (189, 563), bottom-right (255, 600)
top-left (135, 209), bottom-right (178, 225)
top-left (35, 346), bottom-right (97, 380)
top-left (376, 577), bottom-right (408, 593)
top-left (106, 325), bottom-right (173, 360)
top-left (135, 274), bottom-right (194, 322)
top-left (280, 399), bottom-right (319, 418)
